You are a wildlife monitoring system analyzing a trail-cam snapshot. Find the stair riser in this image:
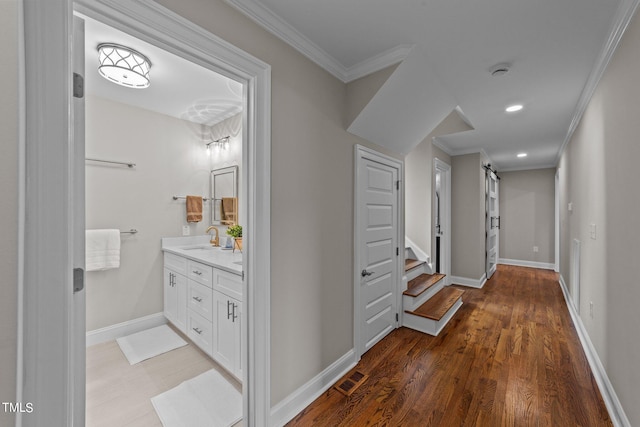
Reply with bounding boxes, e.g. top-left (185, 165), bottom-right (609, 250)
top-left (403, 280), bottom-right (446, 312)
top-left (403, 298), bottom-right (462, 336)
top-left (404, 264), bottom-right (428, 282)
